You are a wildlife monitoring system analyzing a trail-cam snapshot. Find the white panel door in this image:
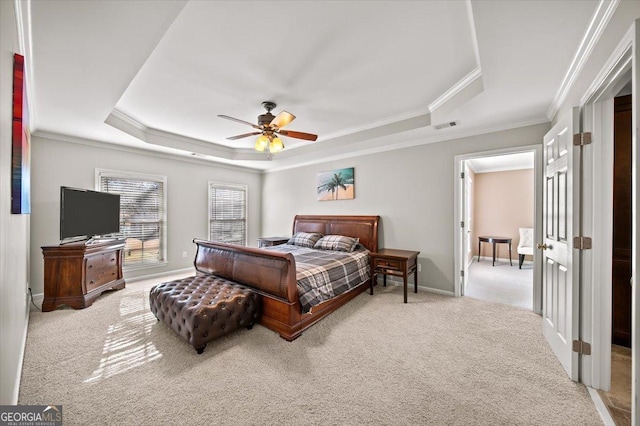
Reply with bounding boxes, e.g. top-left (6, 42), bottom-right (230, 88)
top-left (541, 108), bottom-right (579, 381)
